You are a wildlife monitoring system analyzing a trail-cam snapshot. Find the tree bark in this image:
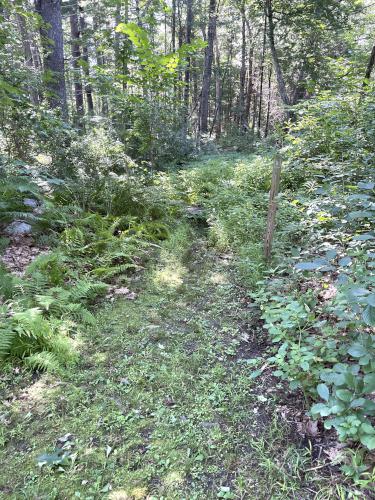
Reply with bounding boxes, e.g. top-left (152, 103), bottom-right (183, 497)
top-left (200, 0), bottom-right (217, 133)
top-left (363, 42), bottom-right (375, 87)
top-left (213, 36), bottom-right (222, 137)
top-left (171, 0), bottom-right (176, 52)
top-left (79, 7), bottom-right (94, 114)
top-left (16, 13), bottom-right (40, 105)
top-left (238, 4), bottom-right (246, 126)
top-left (184, 0), bottom-right (193, 118)
top-left (257, 13), bottom-right (267, 135)
top-left (35, 0), bottom-right (68, 116)
top-left (265, 0), bottom-right (290, 110)
top-left (70, 4), bottom-right (84, 117)
top-left (264, 65), bottom-right (272, 137)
